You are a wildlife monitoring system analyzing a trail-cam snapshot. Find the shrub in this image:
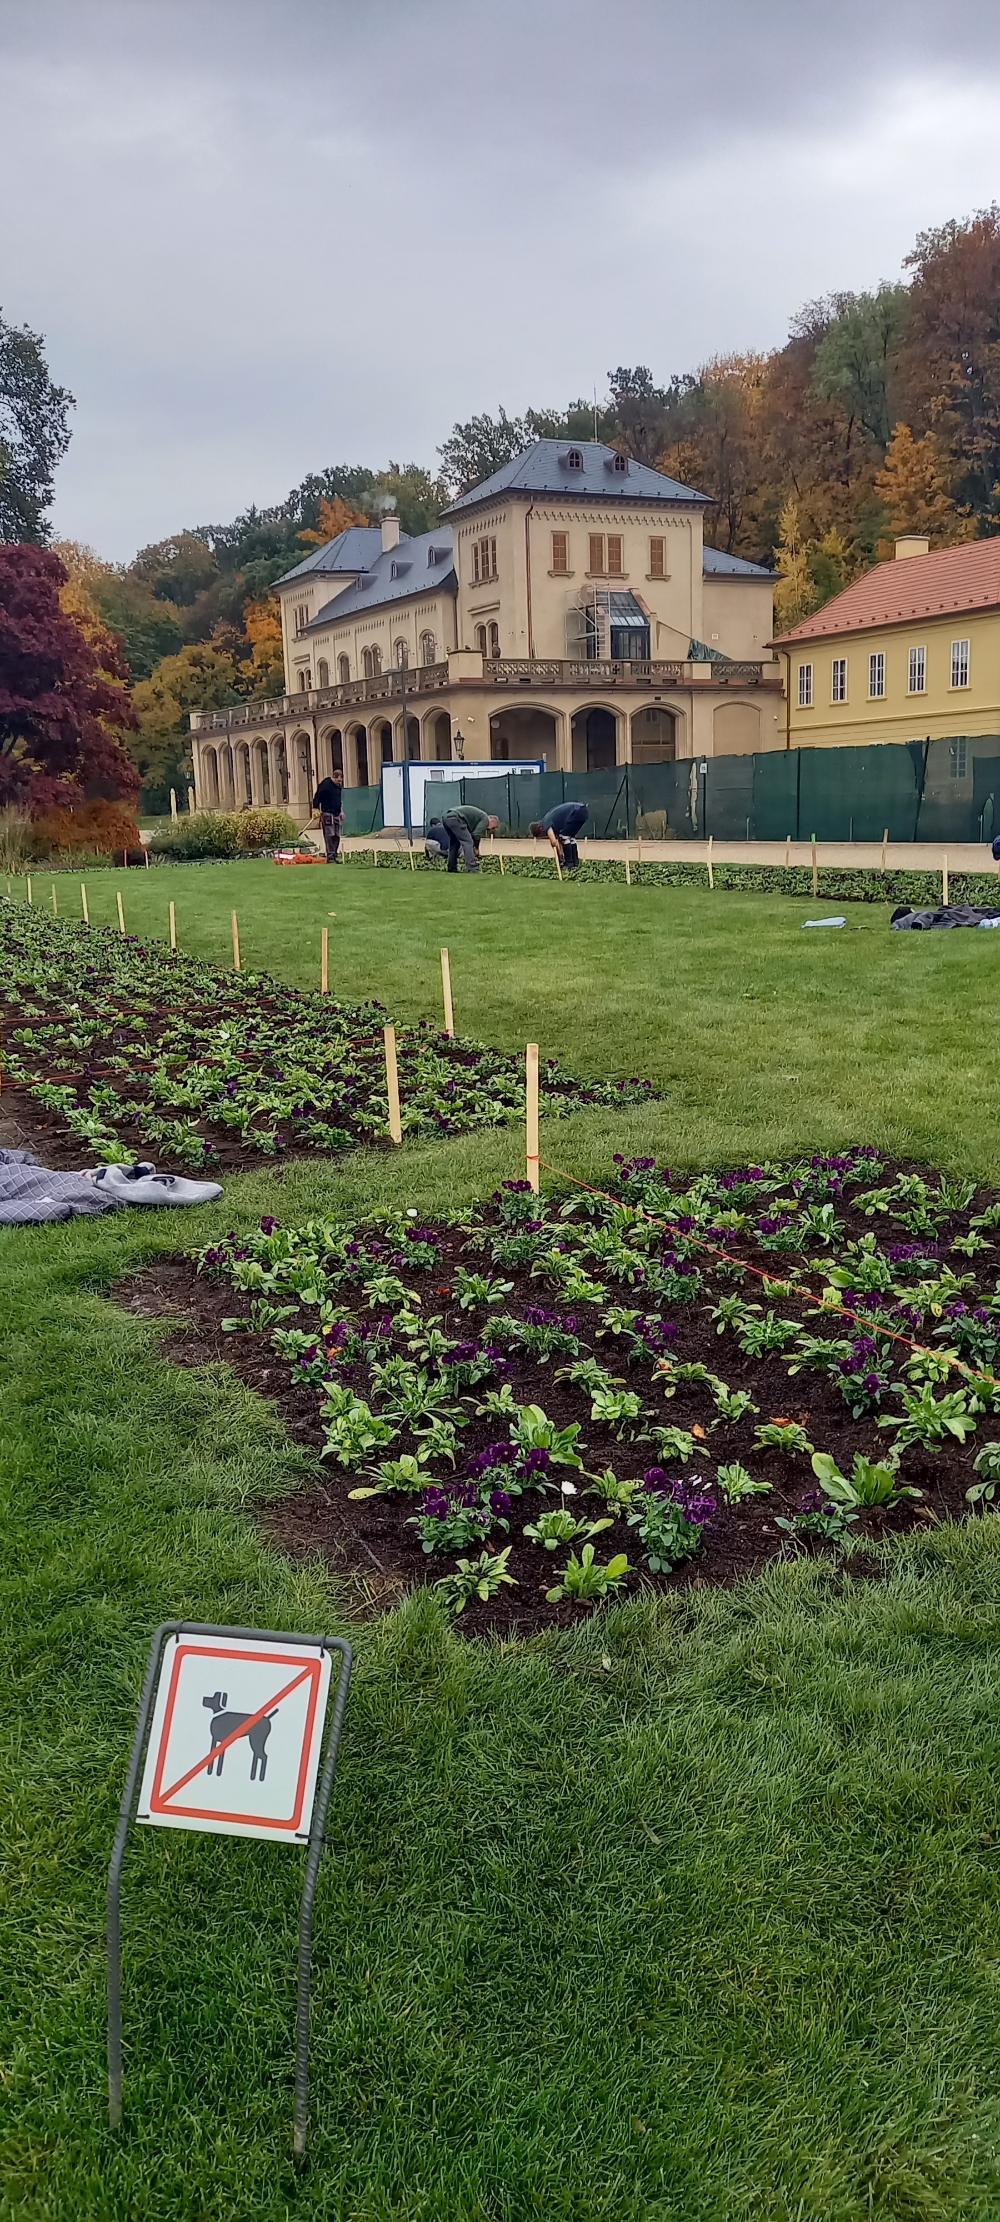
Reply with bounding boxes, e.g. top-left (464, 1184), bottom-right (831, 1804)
top-left (28, 800), bottom-right (142, 861)
top-left (149, 808), bottom-right (299, 860)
